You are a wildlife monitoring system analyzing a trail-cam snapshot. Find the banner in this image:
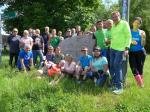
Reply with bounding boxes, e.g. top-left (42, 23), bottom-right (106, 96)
top-left (122, 0), bottom-right (129, 22)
